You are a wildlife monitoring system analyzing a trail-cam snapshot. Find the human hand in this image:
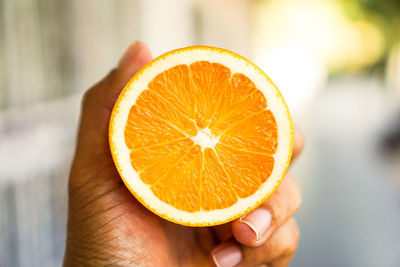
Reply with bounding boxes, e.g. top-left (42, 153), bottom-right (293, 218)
top-left (63, 41), bottom-right (304, 267)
